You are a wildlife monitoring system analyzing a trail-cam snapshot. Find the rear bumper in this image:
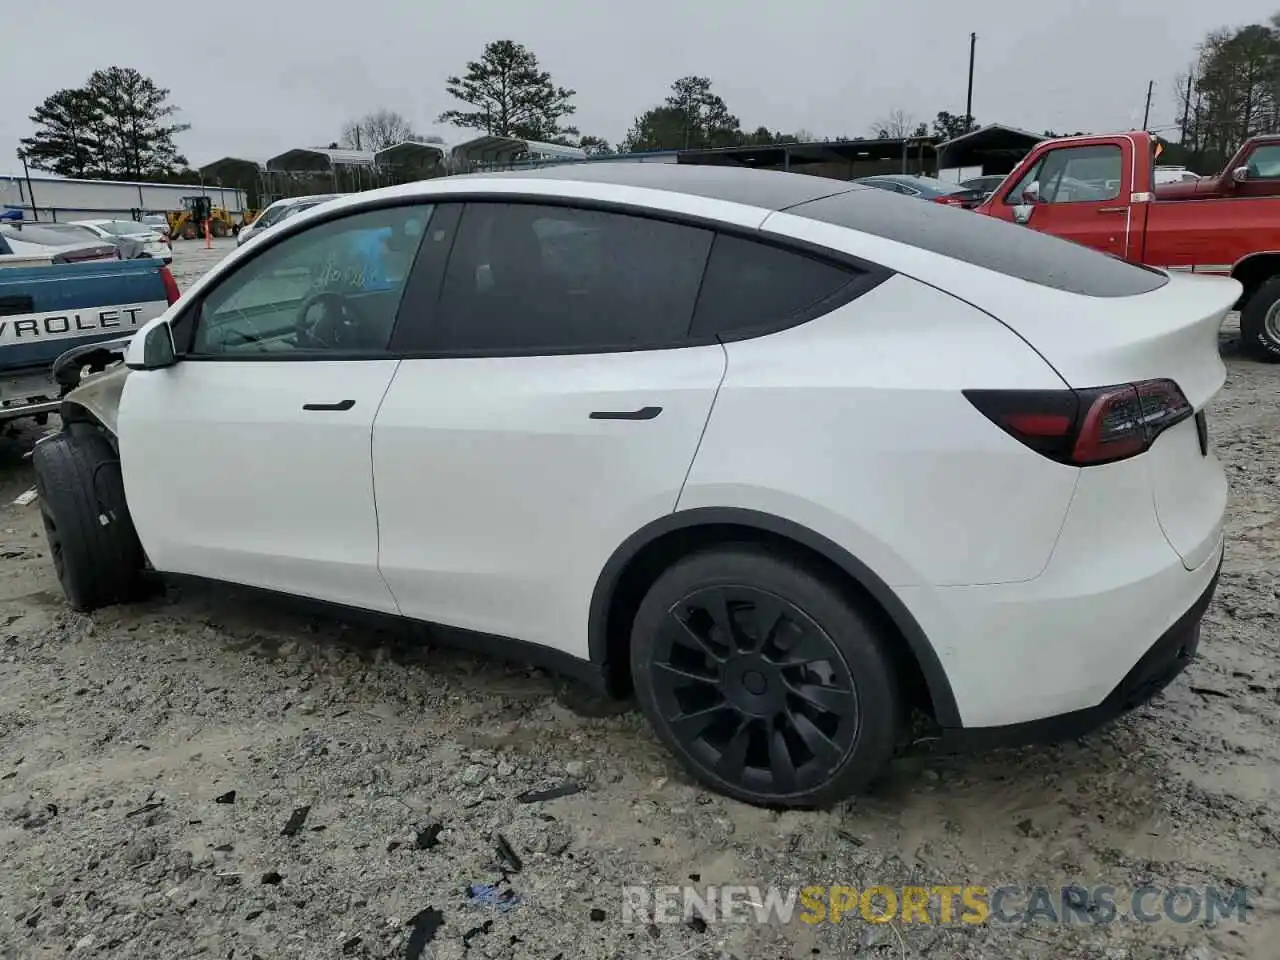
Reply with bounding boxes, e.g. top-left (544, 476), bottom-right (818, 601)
top-left (932, 553), bottom-right (1220, 751)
